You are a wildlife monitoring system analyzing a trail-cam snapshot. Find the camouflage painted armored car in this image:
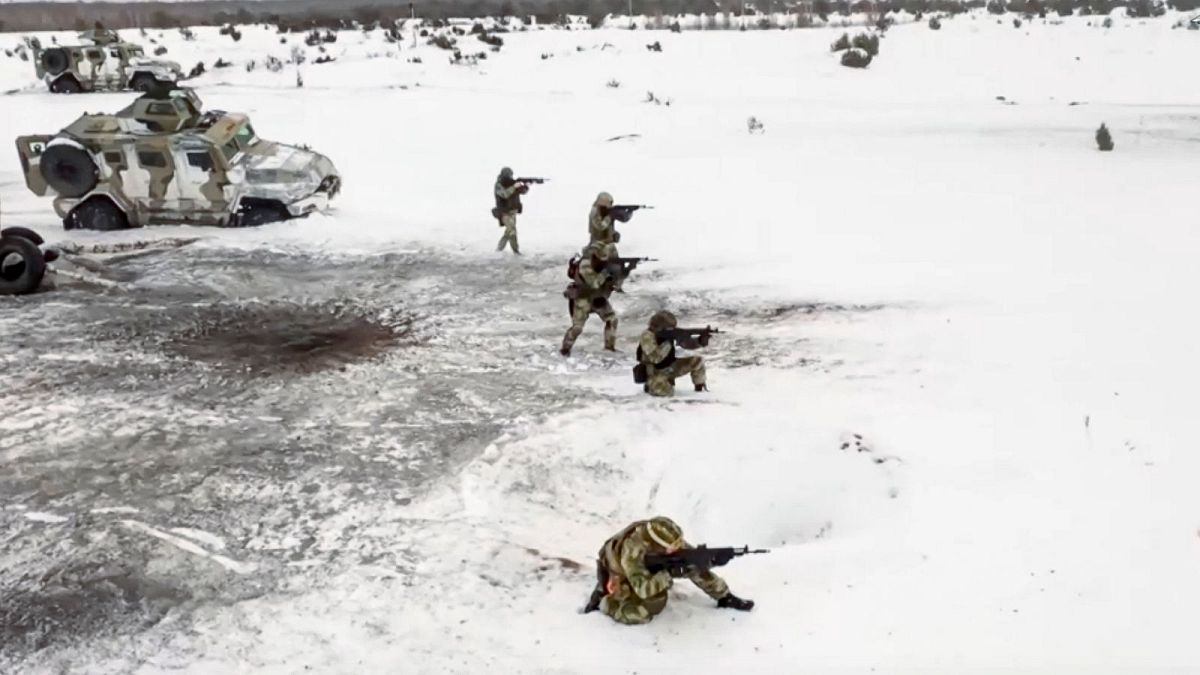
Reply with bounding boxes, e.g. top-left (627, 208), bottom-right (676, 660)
top-left (15, 87), bottom-right (341, 230)
top-left (34, 28), bottom-right (183, 94)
